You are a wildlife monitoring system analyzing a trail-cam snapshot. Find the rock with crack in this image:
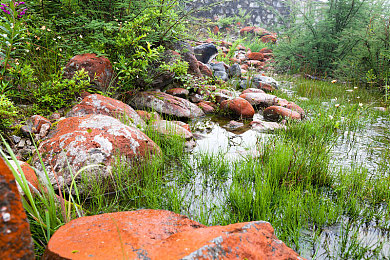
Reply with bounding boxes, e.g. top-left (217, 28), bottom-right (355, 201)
top-left (43, 209), bottom-right (304, 260)
top-left (33, 114), bottom-right (161, 191)
top-left (128, 91), bottom-right (204, 119)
